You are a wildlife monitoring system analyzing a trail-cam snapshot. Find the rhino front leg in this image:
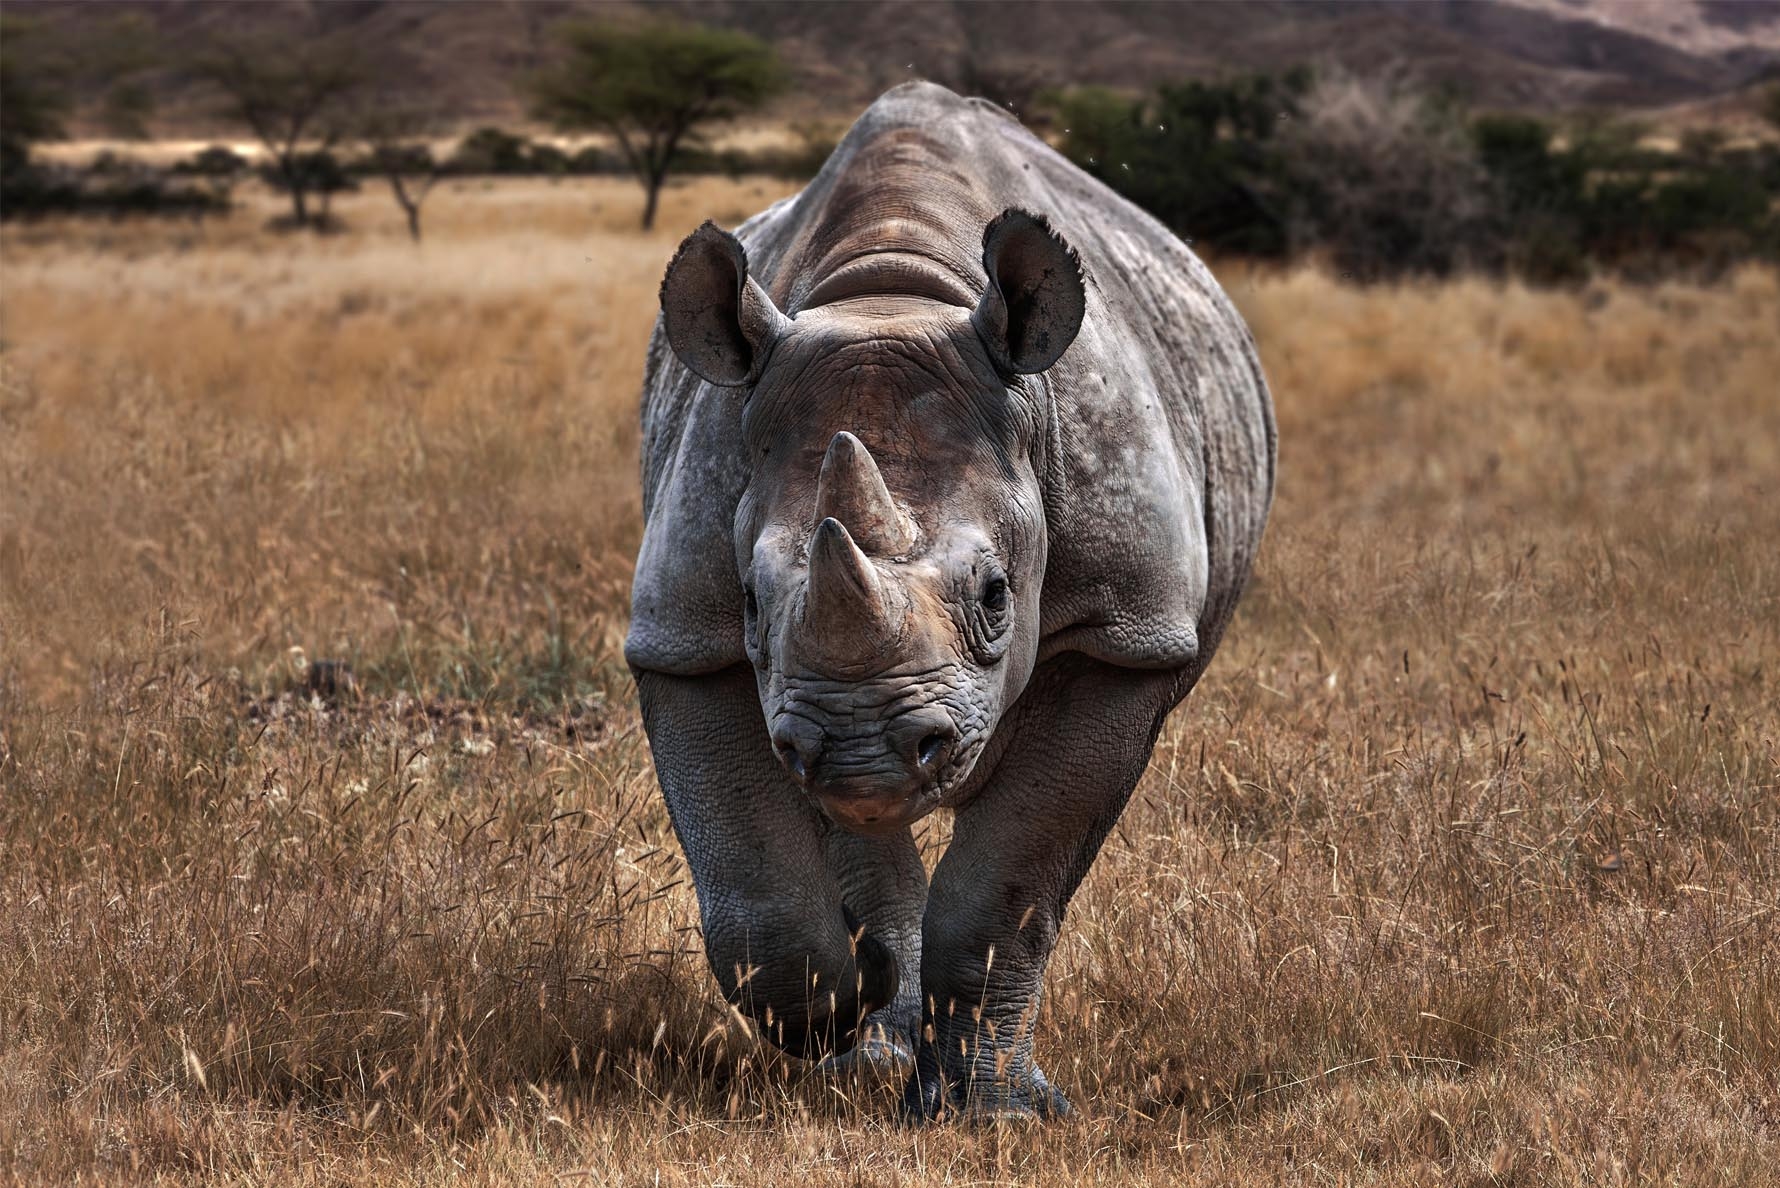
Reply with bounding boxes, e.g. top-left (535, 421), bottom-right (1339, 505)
top-left (822, 827), bottom-right (927, 1072)
top-left (905, 658), bottom-right (1185, 1122)
top-left (635, 667), bottom-right (897, 1058)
